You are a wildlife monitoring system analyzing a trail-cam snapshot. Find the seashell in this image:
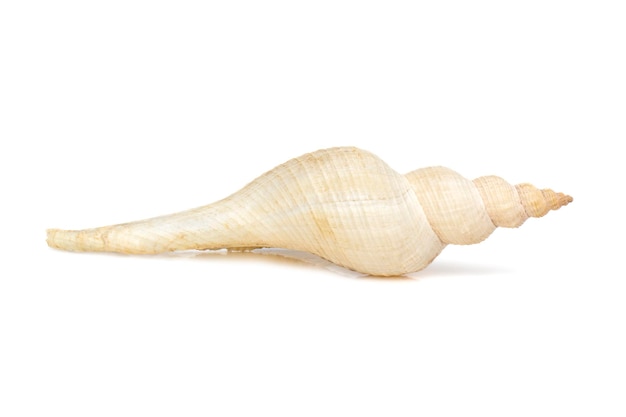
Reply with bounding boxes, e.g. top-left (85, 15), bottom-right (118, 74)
top-left (47, 147), bottom-right (572, 276)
